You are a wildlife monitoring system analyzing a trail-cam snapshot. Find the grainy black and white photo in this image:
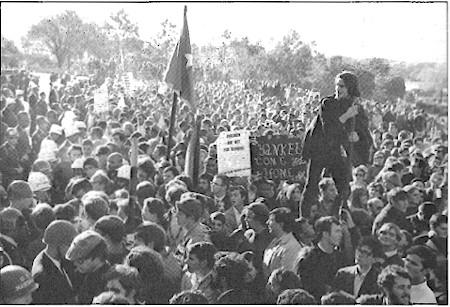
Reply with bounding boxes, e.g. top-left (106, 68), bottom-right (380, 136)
top-left (0, 1), bottom-right (447, 305)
